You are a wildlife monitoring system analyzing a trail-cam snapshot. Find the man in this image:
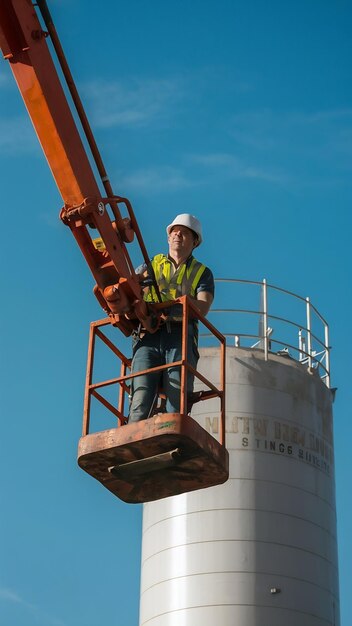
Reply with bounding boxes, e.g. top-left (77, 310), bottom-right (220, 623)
top-left (128, 213), bottom-right (214, 422)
